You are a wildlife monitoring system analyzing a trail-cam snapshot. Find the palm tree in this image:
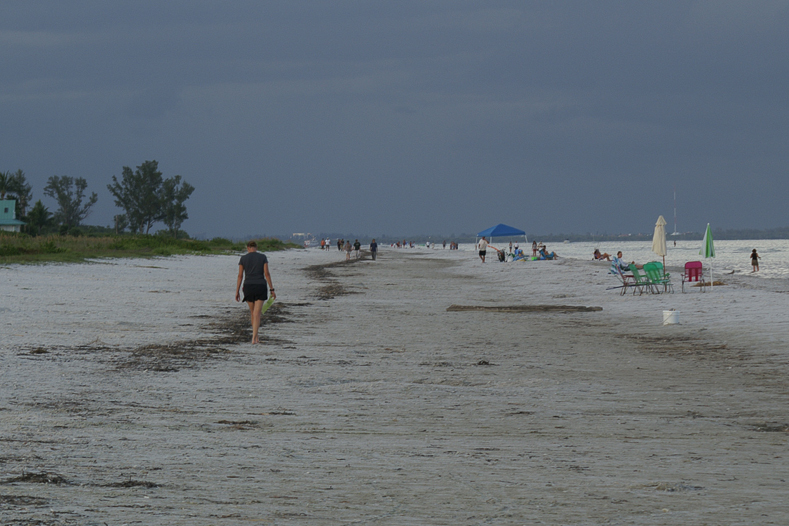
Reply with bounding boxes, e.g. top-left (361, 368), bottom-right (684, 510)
top-left (10, 170), bottom-right (32, 216)
top-left (0, 171), bottom-right (10, 199)
top-left (27, 200), bottom-right (53, 235)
